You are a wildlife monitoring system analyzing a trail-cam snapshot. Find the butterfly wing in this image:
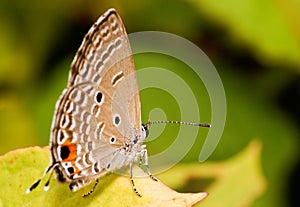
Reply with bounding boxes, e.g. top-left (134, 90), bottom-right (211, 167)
top-left (50, 8), bottom-right (141, 191)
